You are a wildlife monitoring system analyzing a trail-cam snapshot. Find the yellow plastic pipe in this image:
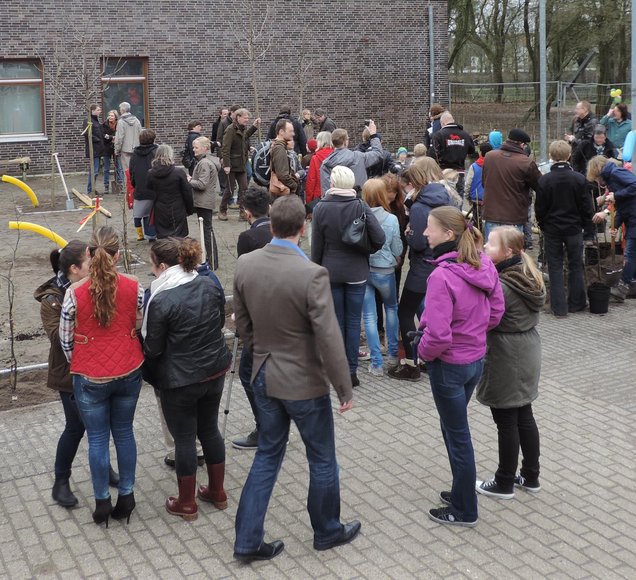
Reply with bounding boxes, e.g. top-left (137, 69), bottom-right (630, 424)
top-left (8, 221), bottom-right (67, 247)
top-left (2, 175), bottom-right (39, 207)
